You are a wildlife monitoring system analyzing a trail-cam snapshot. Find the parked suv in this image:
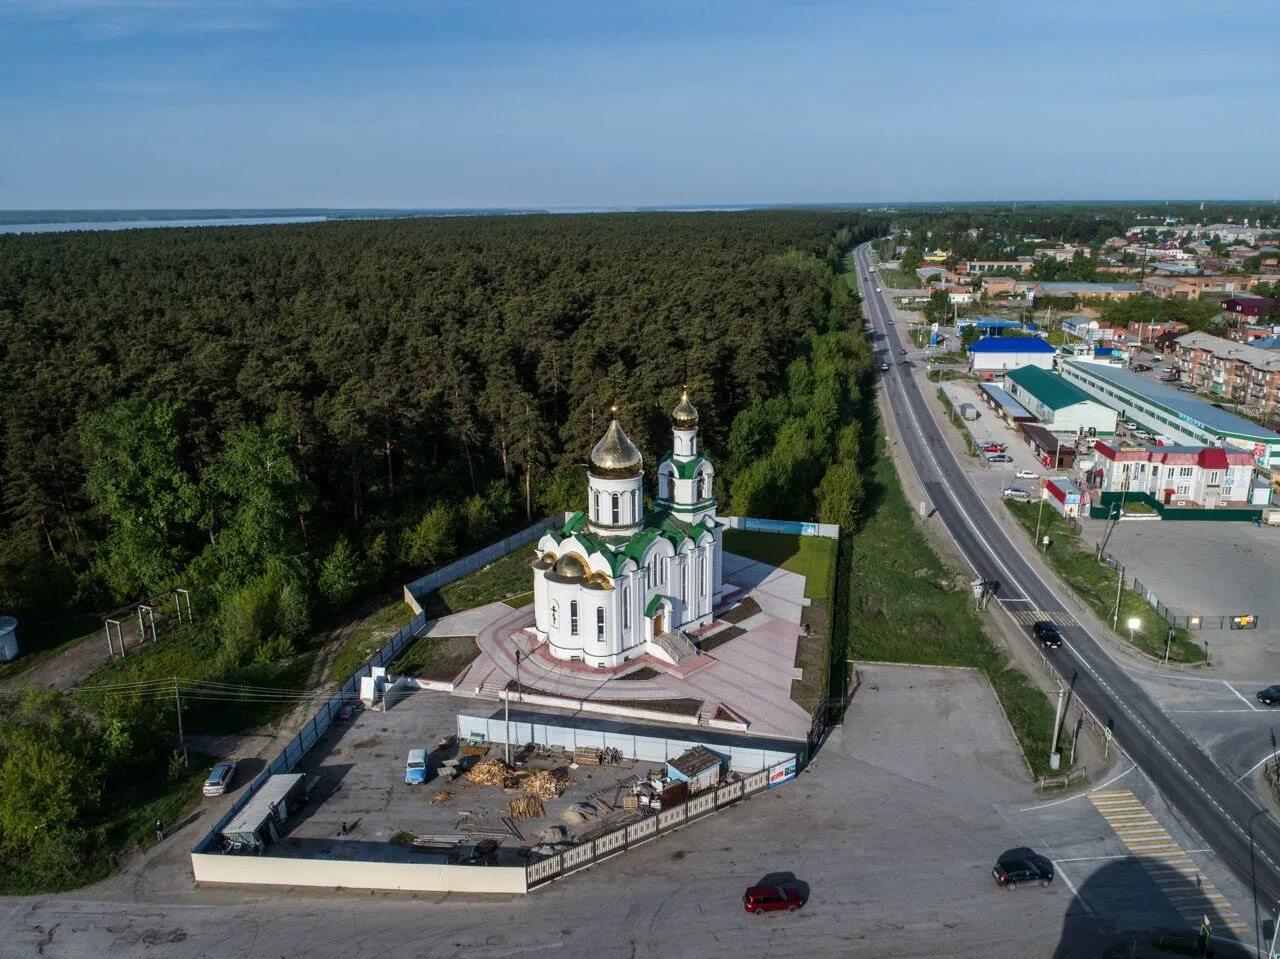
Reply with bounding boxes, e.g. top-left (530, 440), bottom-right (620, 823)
top-left (743, 885), bottom-right (803, 914)
top-left (1032, 621), bottom-right (1063, 649)
top-left (1257, 685), bottom-right (1280, 707)
top-left (992, 851), bottom-right (1055, 890)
